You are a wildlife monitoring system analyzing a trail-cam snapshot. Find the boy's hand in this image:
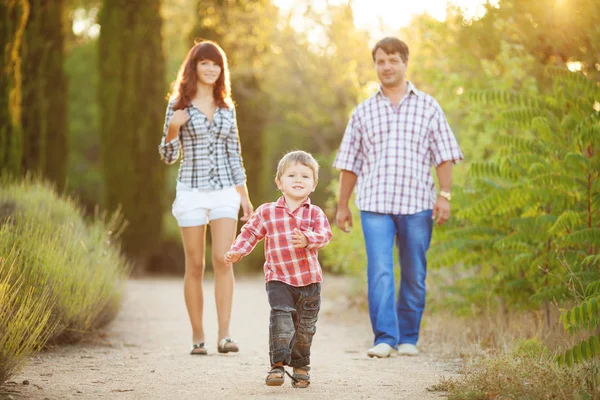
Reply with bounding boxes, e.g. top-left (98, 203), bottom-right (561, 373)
top-left (291, 228), bottom-right (309, 248)
top-left (224, 251), bottom-right (241, 267)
